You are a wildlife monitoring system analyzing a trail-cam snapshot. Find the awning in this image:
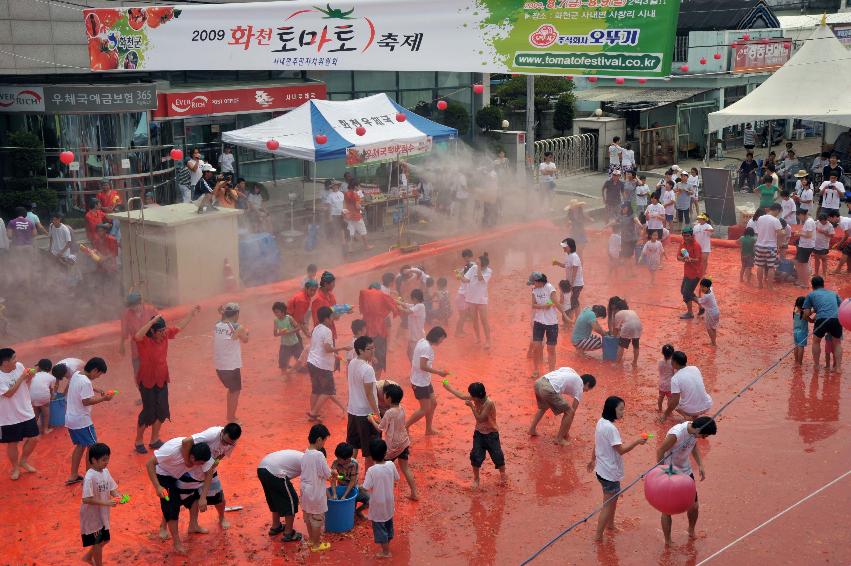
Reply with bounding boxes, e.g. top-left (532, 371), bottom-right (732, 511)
top-left (575, 87), bottom-right (711, 111)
